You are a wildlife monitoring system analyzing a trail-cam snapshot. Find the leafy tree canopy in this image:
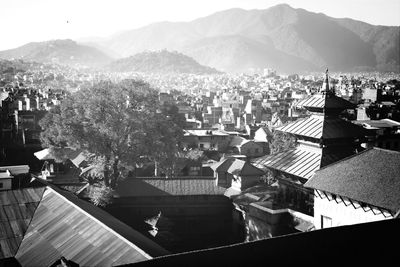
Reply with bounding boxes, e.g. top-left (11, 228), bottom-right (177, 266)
top-left (40, 79), bottom-right (185, 193)
top-left (269, 130), bottom-right (297, 154)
